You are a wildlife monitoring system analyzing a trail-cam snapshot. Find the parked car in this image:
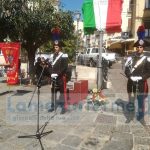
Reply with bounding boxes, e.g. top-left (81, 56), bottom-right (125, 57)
top-left (77, 47), bottom-right (116, 67)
